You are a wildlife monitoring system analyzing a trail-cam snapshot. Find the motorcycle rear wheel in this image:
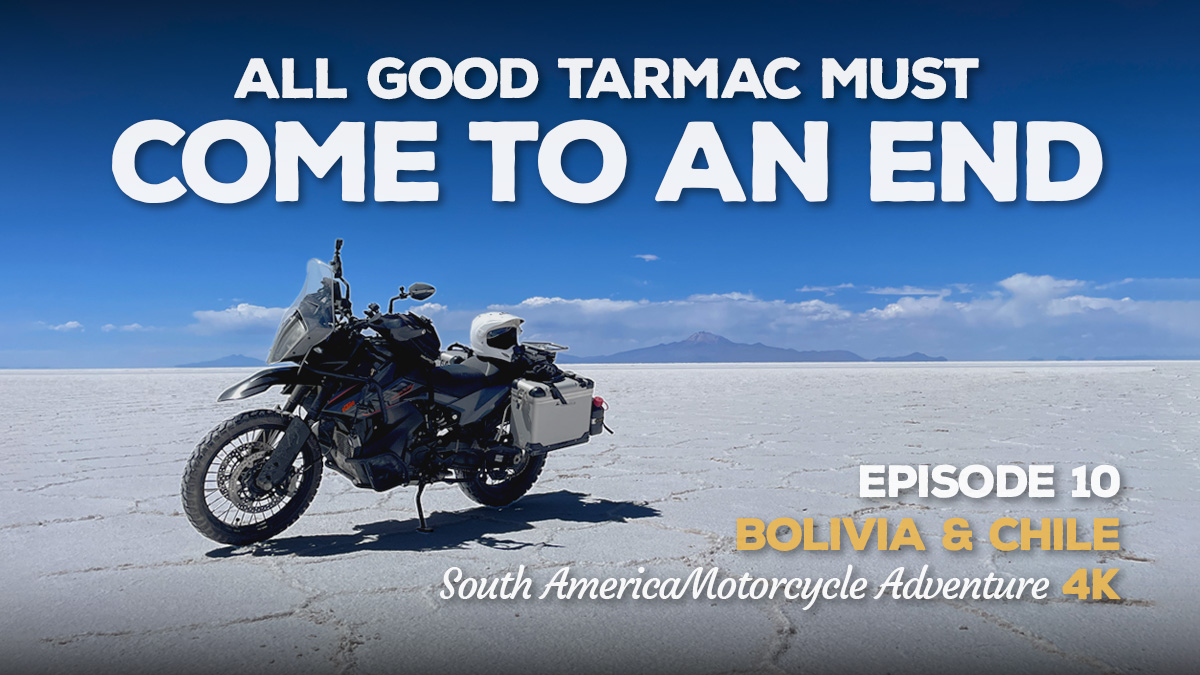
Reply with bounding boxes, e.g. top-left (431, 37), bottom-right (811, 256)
top-left (181, 409), bottom-right (322, 545)
top-left (456, 452), bottom-right (546, 507)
